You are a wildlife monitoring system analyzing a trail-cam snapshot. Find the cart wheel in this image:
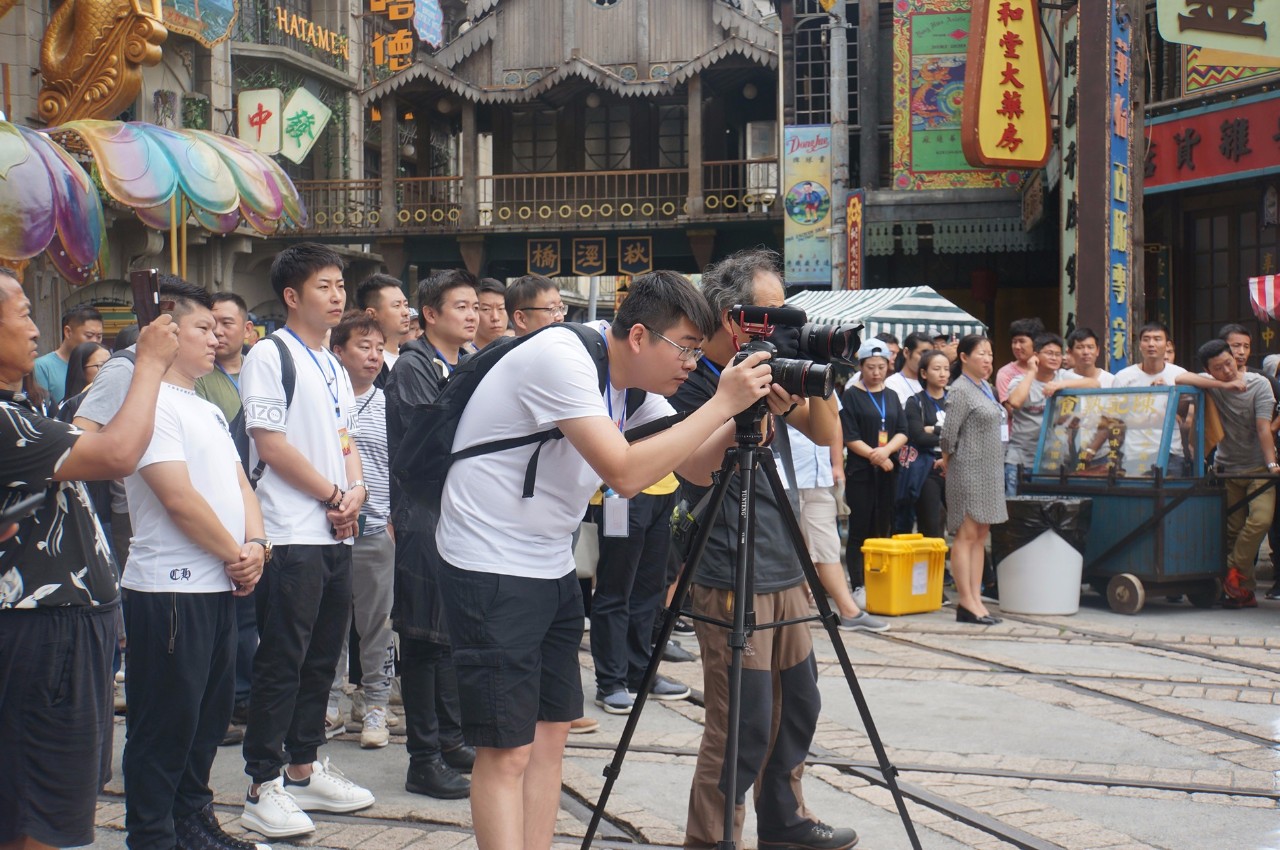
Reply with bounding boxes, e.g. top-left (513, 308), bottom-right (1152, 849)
top-left (1188, 579), bottom-right (1222, 609)
top-left (1107, 574), bottom-right (1145, 615)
